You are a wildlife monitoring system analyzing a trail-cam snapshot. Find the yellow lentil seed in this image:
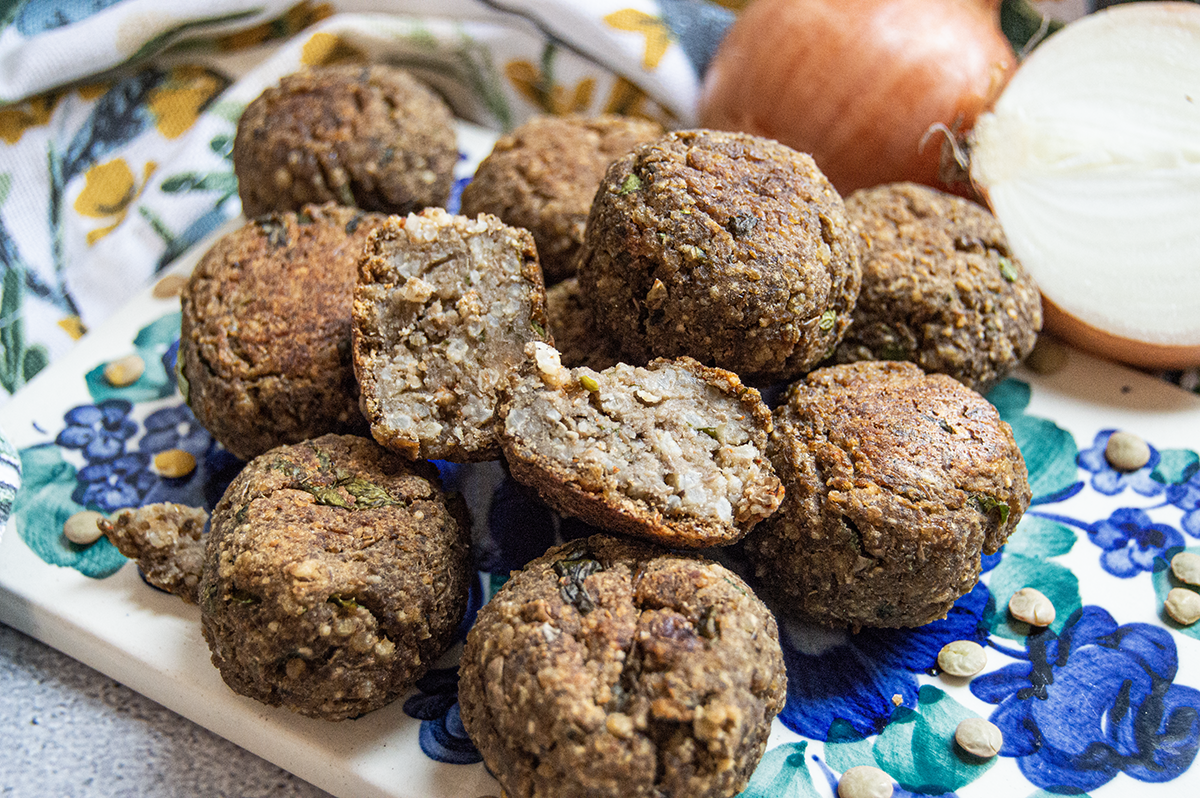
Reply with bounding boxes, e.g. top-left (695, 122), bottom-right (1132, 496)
top-left (103, 354), bottom-right (145, 387)
top-left (154, 448), bottom-right (196, 478)
top-left (152, 274), bottom-right (188, 299)
top-left (1105, 431), bottom-right (1151, 472)
top-left (1170, 551), bottom-right (1200, 587)
top-left (1009, 587), bottom-right (1056, 627)
top-left (63, 510), bottom-right (107, 545)
top-left (955, 717), bottom-right (1004, 759)
top-left (937, 640), bottom-right (987, 678)
top-left (838, 766), bottom-right (893, 798)
top-left (1164, 588), bottom-right (1200, 626)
